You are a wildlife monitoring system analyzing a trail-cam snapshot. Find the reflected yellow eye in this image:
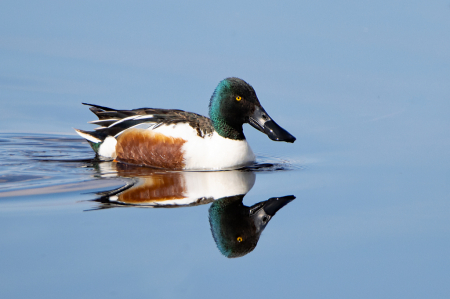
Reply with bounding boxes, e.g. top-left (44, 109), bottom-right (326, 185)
top-left (237, 237), bottom-right (243, 242)
top-left (236, 96), bottom-right (242, 101)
